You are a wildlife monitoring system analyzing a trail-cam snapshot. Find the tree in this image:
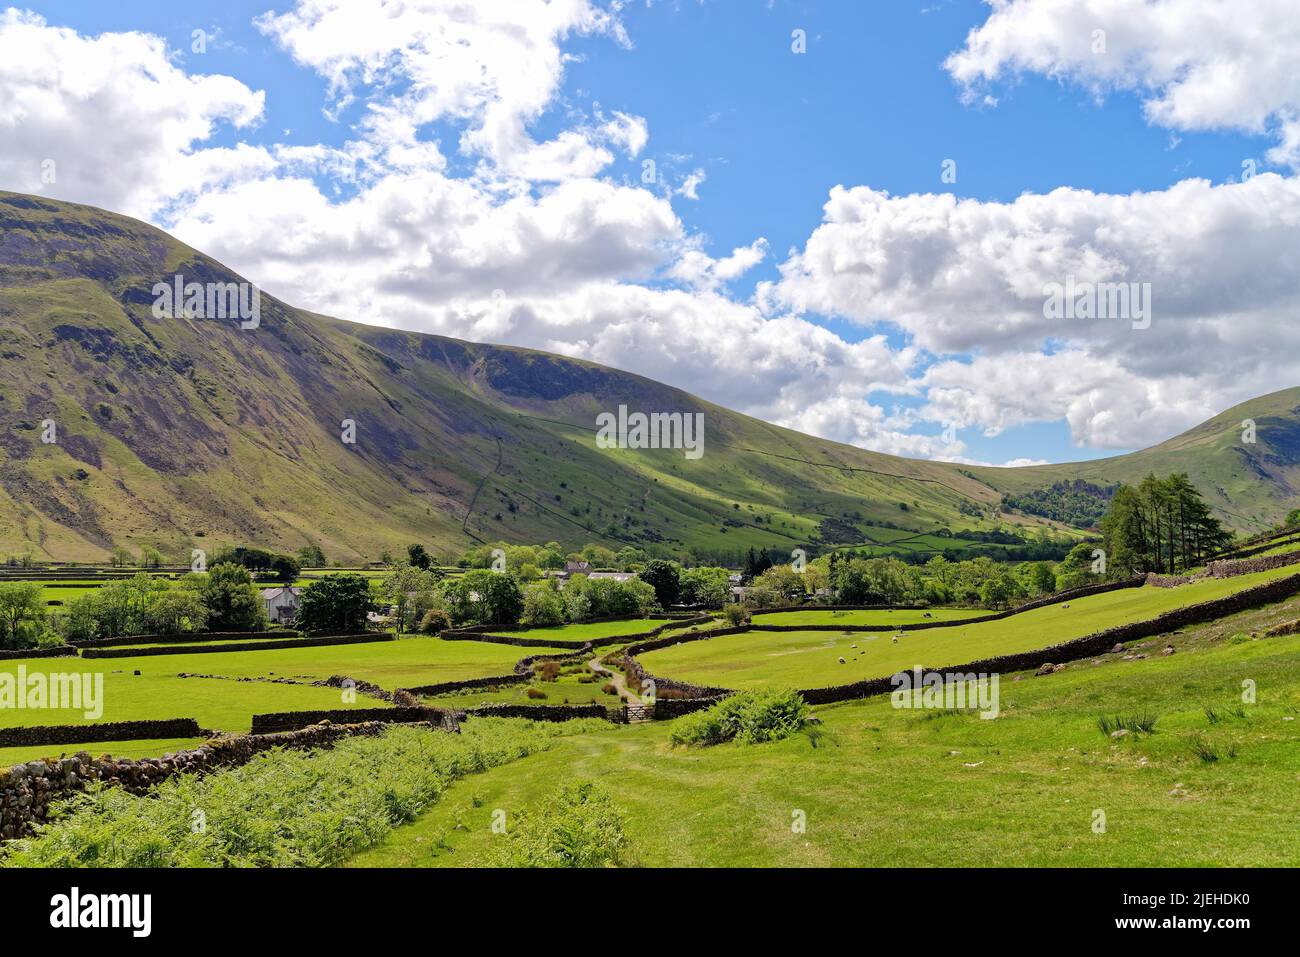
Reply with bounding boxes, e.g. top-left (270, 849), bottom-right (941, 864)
top-left (0, 582), bottom-right (46, 649)
top-left (407, 543), bottom-right (432, 570)
top-left (978, 576), bottom-right (1016, 609)
top-left (639, 559), bottom-right (681, 607)
top-left (1099, 474), bottom-right (1230, 575)
top-left (382, 562), bottom-right (440, 633)
top-left (144, 589), bottom-right (208, 635)
top-left (1015, 560), bottom-right (1057, 597)
top-left (212, 546), bottom-right (299, 583)
top-left (521, 580), bottom-right (566, 627)
top-left (1055, 542), bottom-right (1099, 591)
top-left (679, 566), bottom-right (730, 607)
top-left (200, 564), bottom-right (268, 631)
top-left (138, 546), bottom-right (163, 569)
top-left (746, 565), bottom-right (806, 608)
top-left (110, 546), bottom-right (134, 568)
top-left (1287, 508), bottom-right (1300, 527)
top-left (295, 574), bottom-right (373, 633)
top-left (296, 543), bottom-right (327, 568)
top-left (440, 571), bottom-right (524, 627)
